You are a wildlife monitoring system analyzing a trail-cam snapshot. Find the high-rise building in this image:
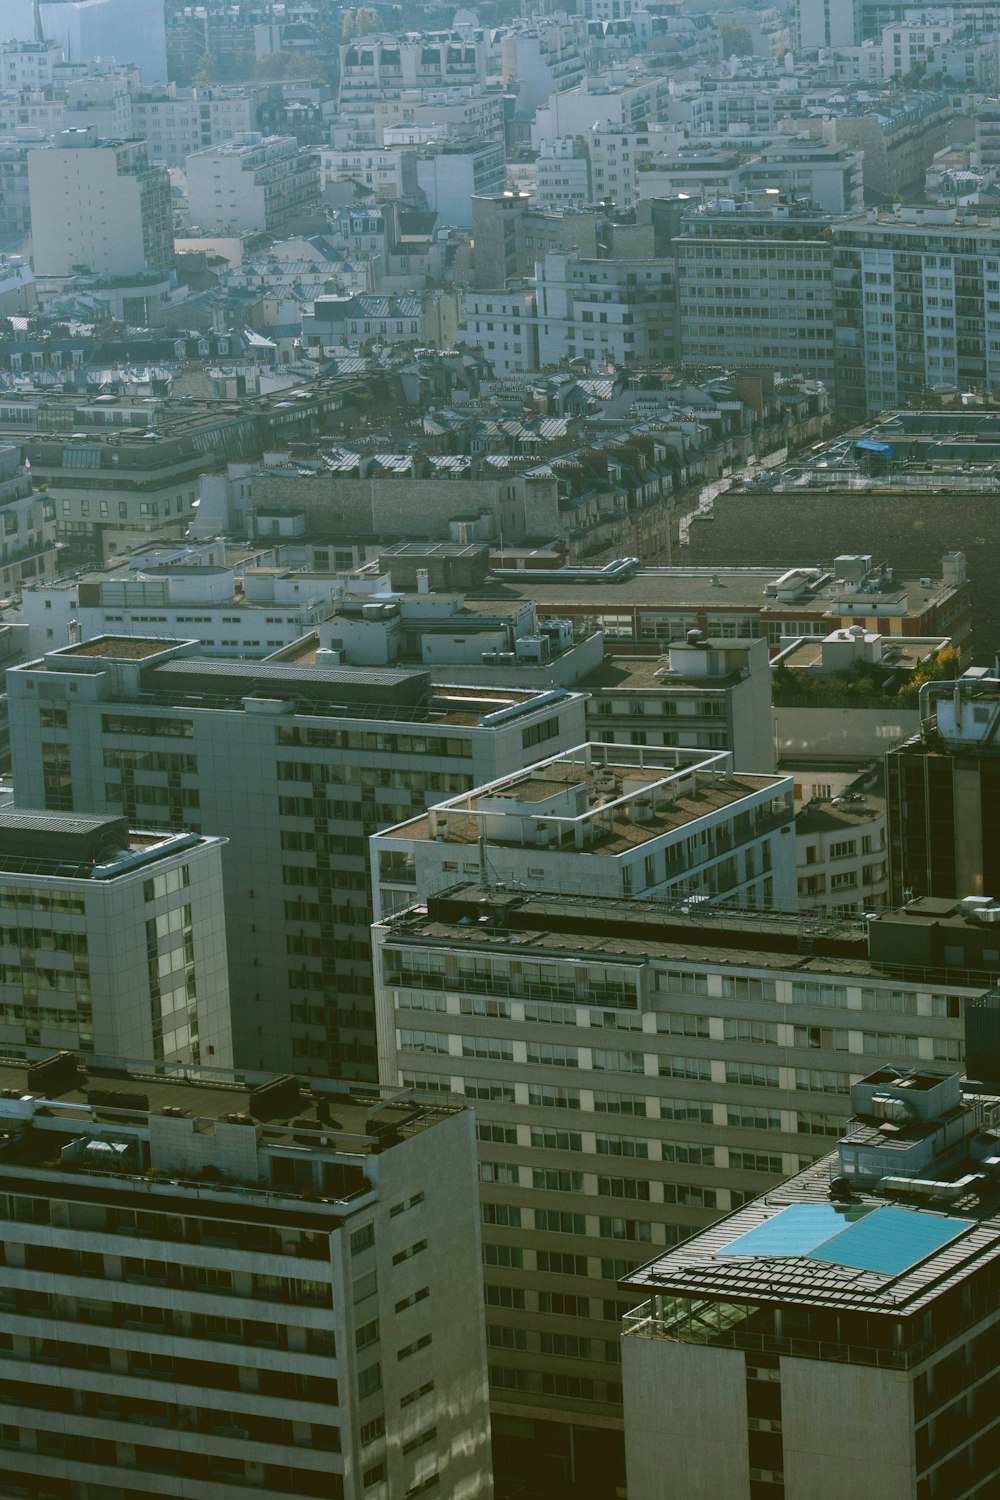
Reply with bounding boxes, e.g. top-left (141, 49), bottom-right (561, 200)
top-left (6, 635), bottom-right (587, 1079)
top-left (38, 0), bottom-right (168, 83)
top-left (0, 1049), bottom-right (492, 1500)
top-left (886, 669), bottom-right (1000, 905)
top-left (621, 1064), bottom-right (1000, 1500)
top-left (0, 807), bottom-right (231, 1066)
top-left (373, 887), bottom-right (987, 1497)
top-left (27, 130), bottom-right (172, 278)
